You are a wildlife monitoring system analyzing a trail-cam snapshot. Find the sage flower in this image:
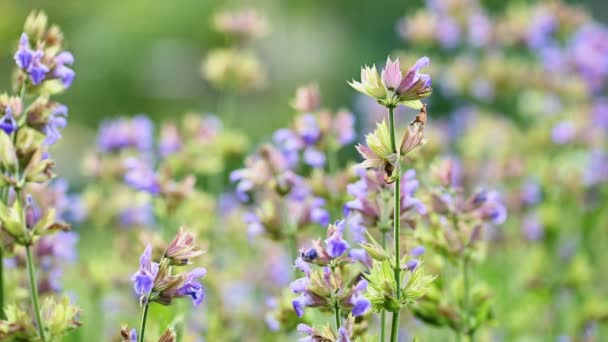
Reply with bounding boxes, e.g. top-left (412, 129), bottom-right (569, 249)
top-left (349, 56), bottom-right (432, 109)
